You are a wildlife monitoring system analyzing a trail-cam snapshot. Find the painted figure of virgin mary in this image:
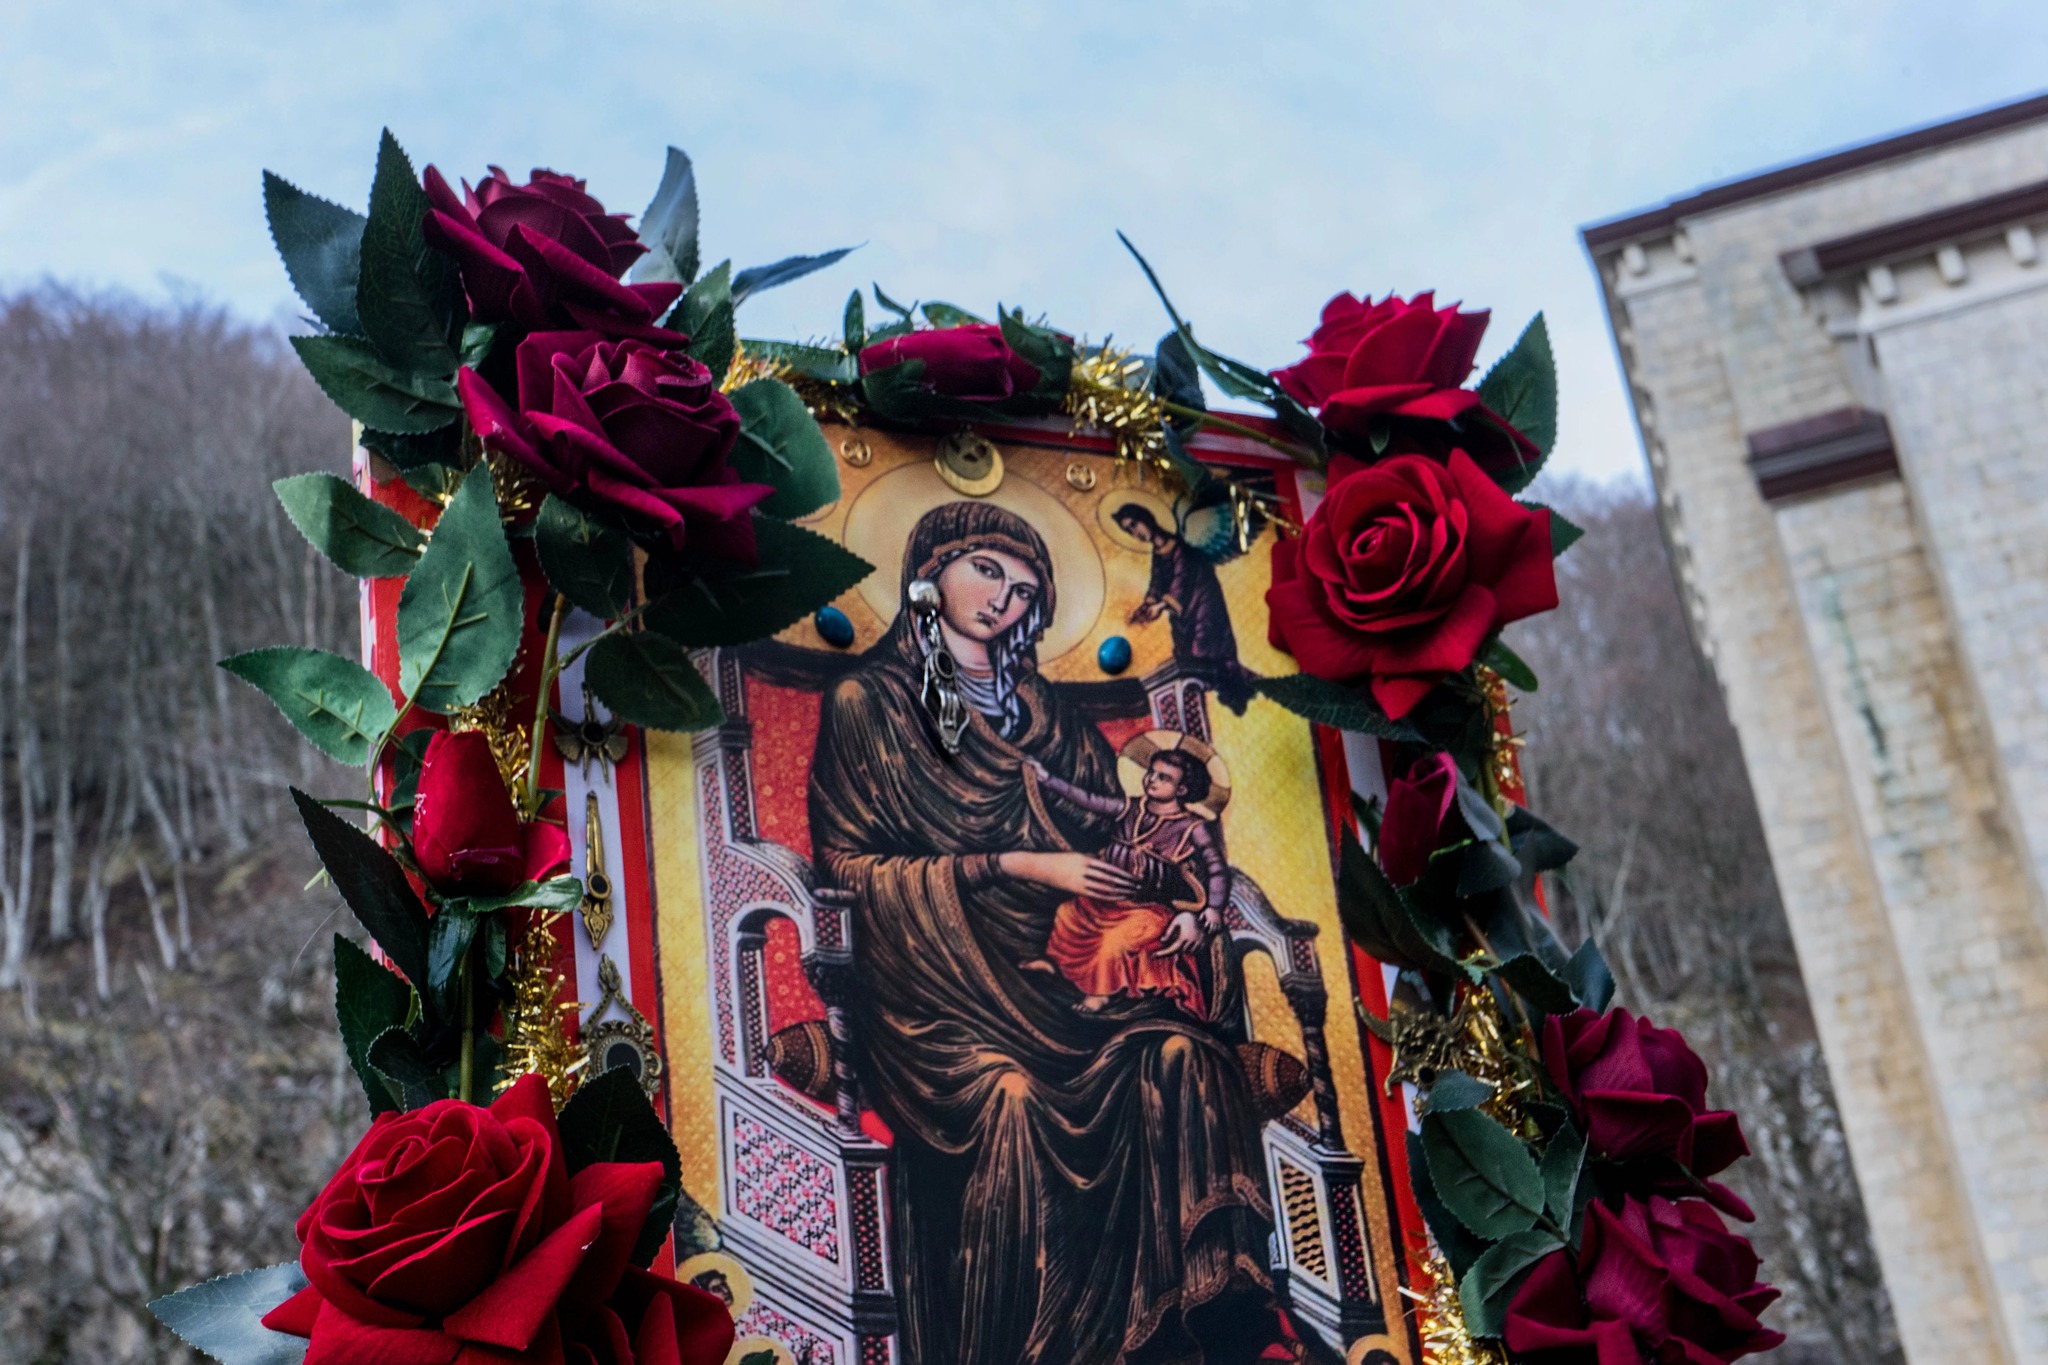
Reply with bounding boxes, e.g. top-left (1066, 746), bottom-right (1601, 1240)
top-left (806, 500), bottom-right (1296, 1365)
